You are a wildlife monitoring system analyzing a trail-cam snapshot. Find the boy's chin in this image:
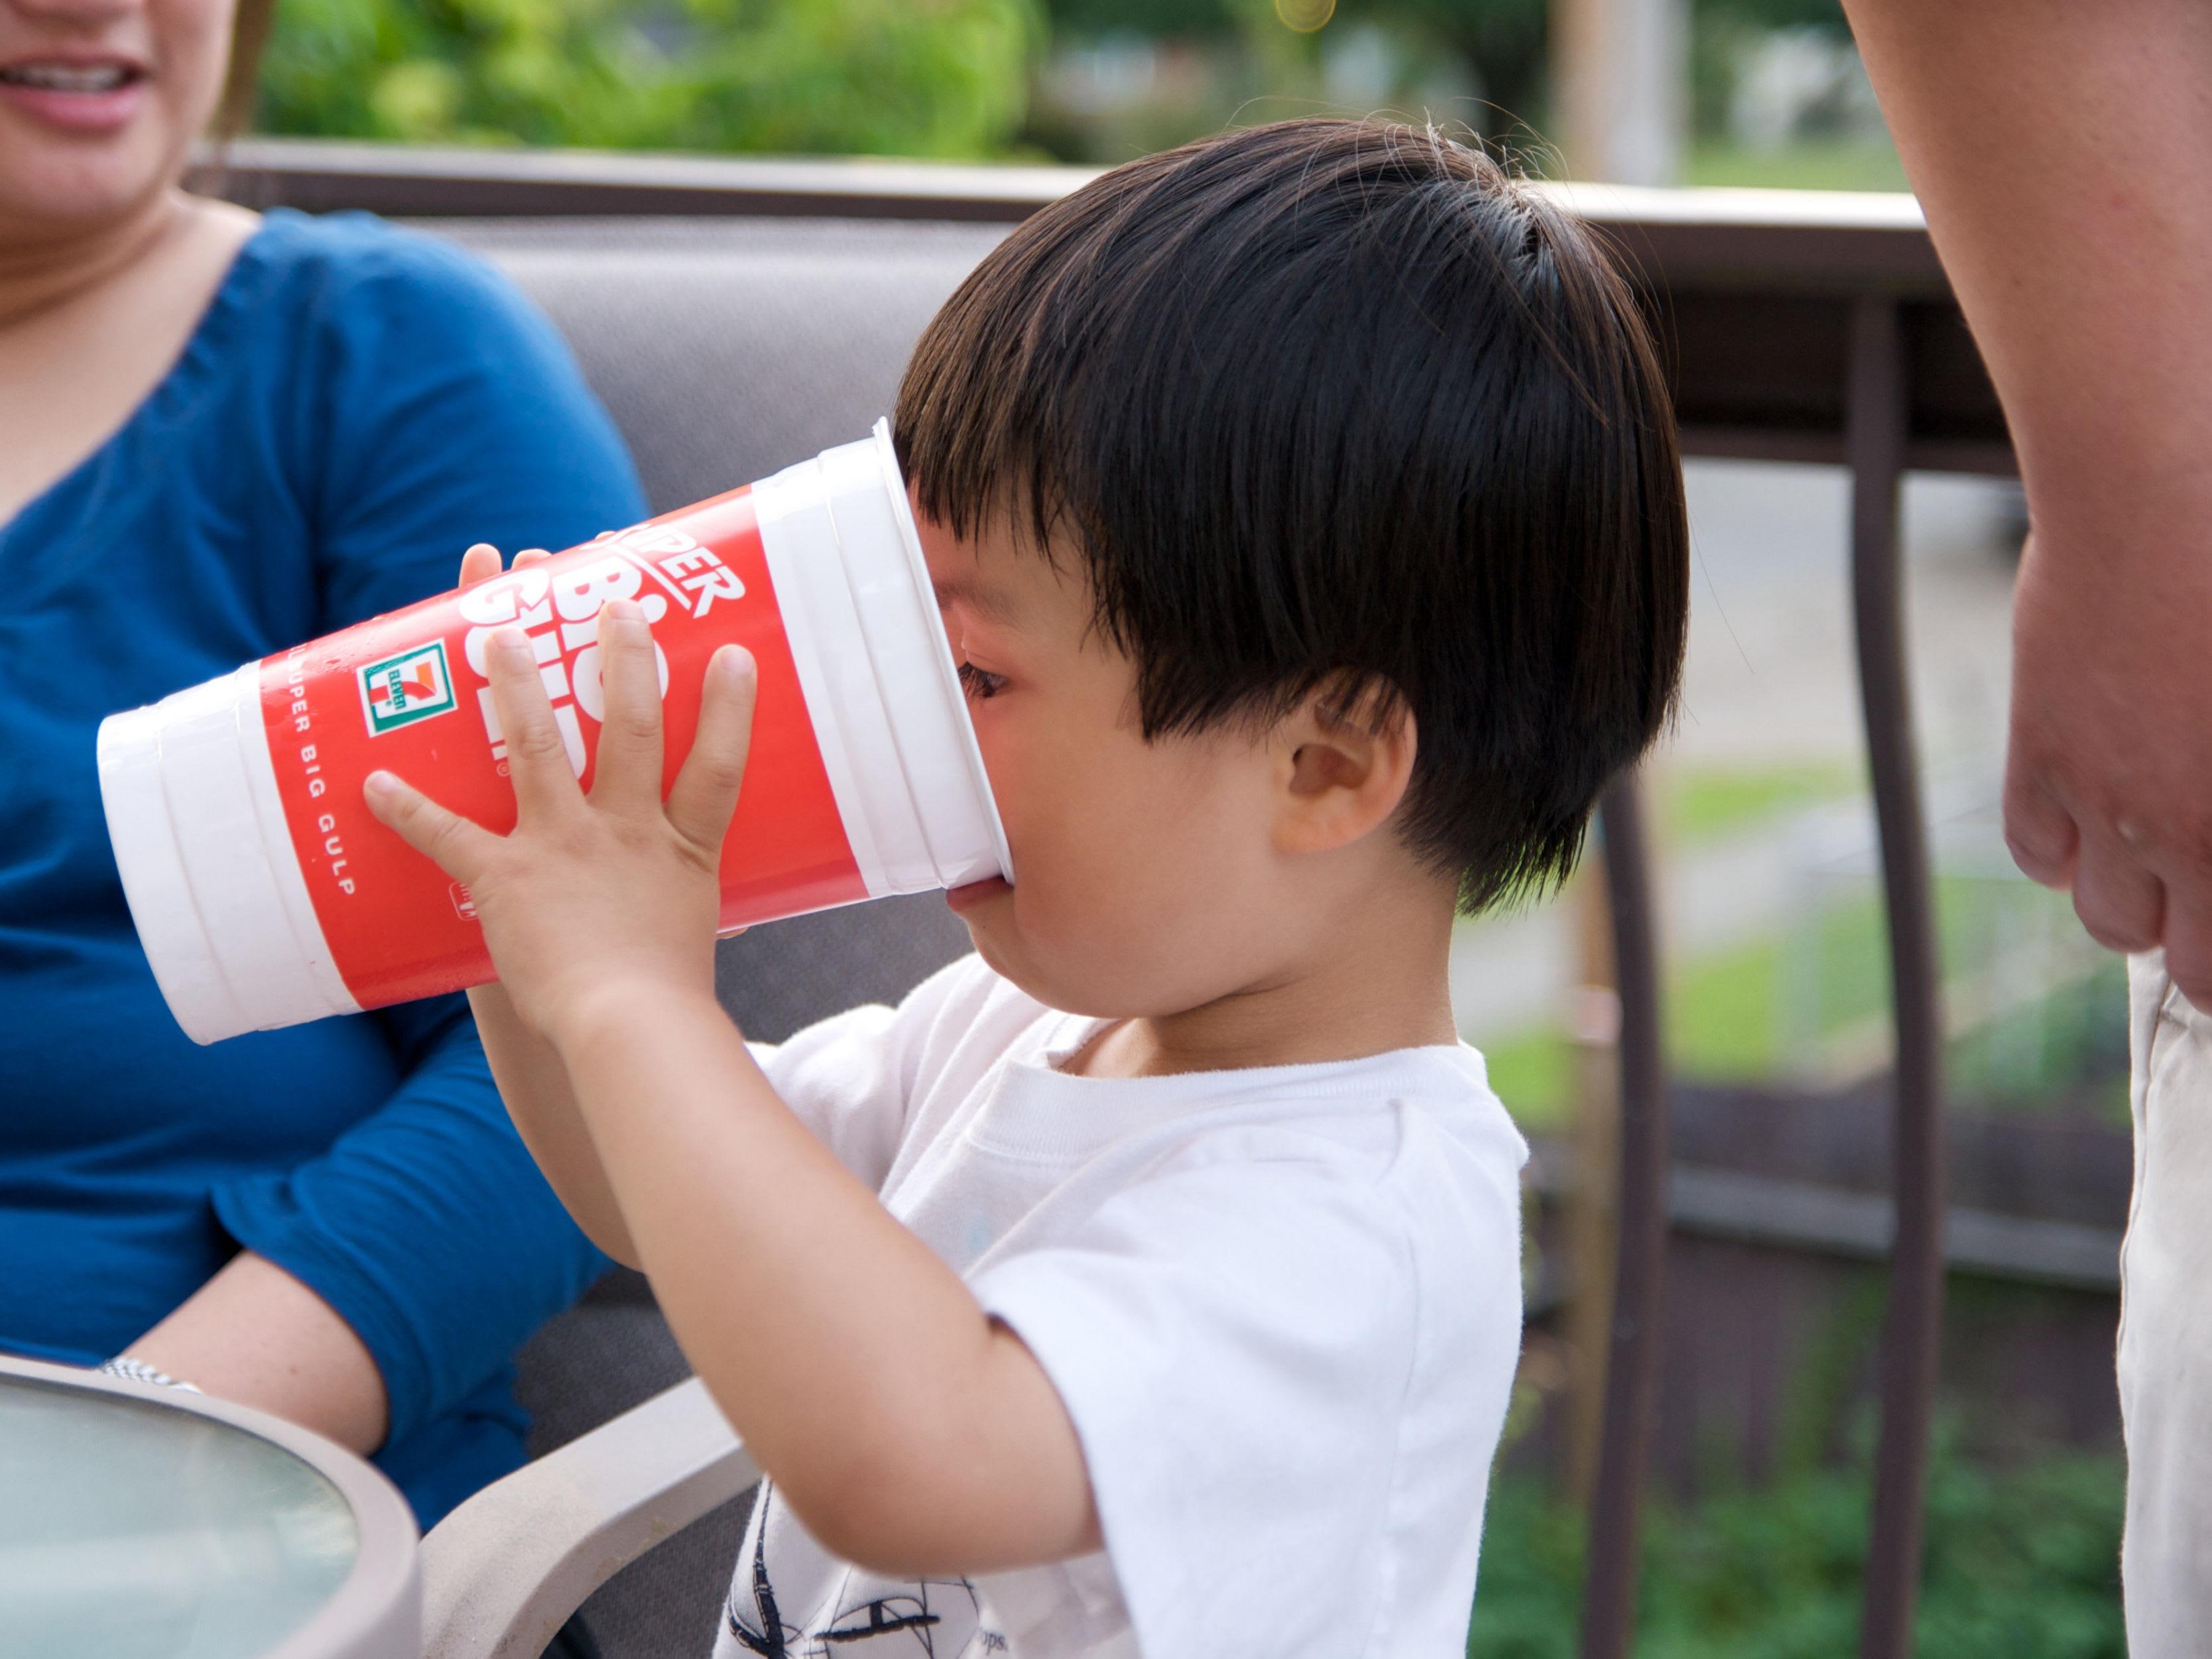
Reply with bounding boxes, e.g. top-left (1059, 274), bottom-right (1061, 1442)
top-left (944, 889), bottom-right (1056, 1005)
top-left (945, 880), bottom-right (1009, 956)
top-left (944, 874), bottom-right (1012, 912)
